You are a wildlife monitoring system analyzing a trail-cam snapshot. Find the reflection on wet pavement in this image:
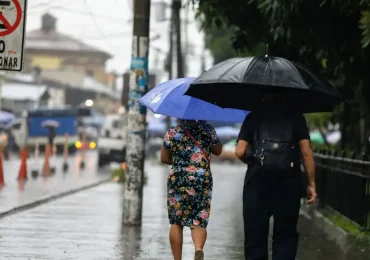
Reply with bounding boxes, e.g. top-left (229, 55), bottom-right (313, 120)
top-left (0, 151), bottom-right (108, 215)
top-left (0, 161), bottom-right (368, 259)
